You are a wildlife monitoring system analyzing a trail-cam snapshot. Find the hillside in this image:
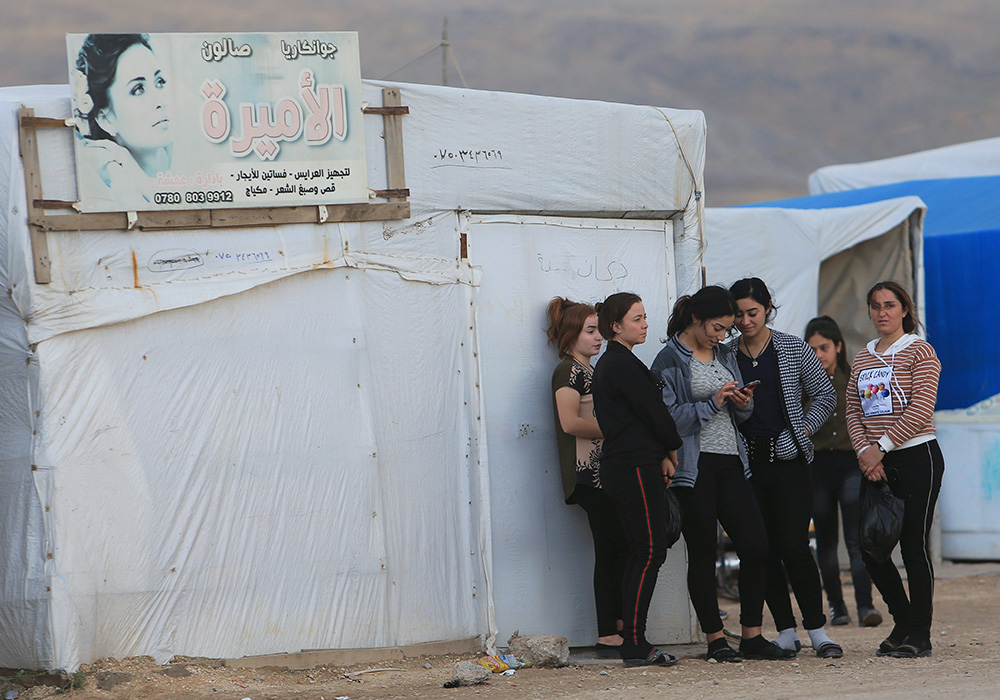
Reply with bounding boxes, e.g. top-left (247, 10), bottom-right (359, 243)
top-left (5, 0), bottom-right (1000, 205)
